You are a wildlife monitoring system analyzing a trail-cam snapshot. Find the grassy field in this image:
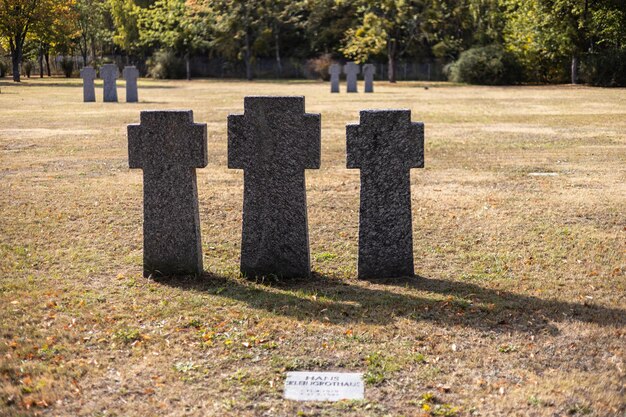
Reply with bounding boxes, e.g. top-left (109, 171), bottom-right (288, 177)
top-left (0, 77), bottom-right (624, 417)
